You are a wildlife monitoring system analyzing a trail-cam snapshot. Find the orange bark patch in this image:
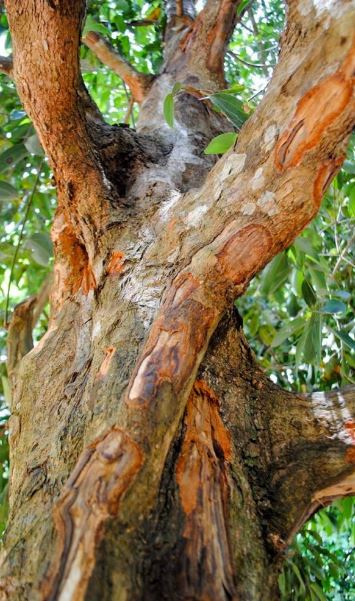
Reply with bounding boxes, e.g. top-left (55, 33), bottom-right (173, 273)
top-left (54, 221), bottom-right (88, 294)
top-left (107, 251), bottom-right (125, 275)
top-left (216, 224), bottom-right (272, 284)
top-left (275, 72), bottom-right (352, 171)
top-left (175, 380), bottom-right (235, 597)
top-left (81, 264), bottom-right (96, 295)
top-left (313, 156), bottom-right (345, 206)
top-left (41, 427), bottom-right (143, 601)
top-left (97, 346), bottom-right (116, 379)
top-left (345, 447), bottom-right (355, 463)
top-left (345, 420), bottom-right (355, 441)
top-left (176, 380), bottom-right (232, 515)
